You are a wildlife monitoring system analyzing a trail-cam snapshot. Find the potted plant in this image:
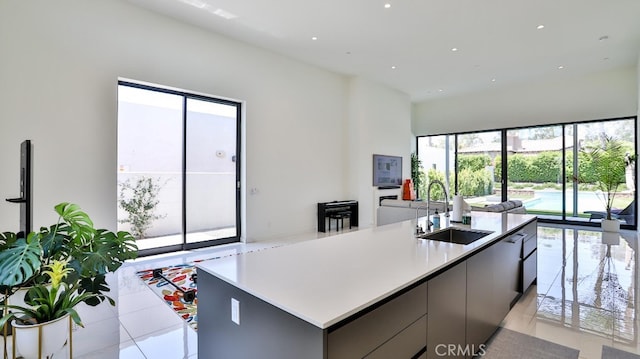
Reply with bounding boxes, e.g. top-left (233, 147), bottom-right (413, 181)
top-left (581, 135), bottom-right (630, 232)
top-left (0, 202), bottom-right (138, 358)
top-left (0, 259), bottom-right (105, 358)
top-left (411, 153), bottom-right (426, 200)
